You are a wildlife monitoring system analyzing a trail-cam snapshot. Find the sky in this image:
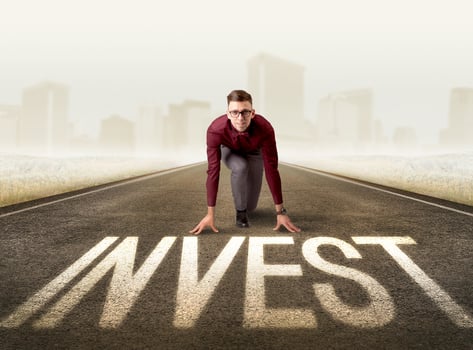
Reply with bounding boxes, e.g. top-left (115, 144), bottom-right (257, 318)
top-left (1, 0), bottom-right (473, 144)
